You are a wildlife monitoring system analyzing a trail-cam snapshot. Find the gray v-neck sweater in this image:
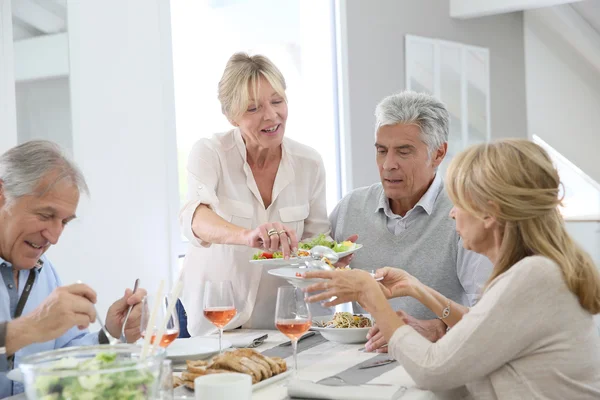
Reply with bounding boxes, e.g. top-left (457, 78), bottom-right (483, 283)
top-left (330, 182), bottom-right (492, 320)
